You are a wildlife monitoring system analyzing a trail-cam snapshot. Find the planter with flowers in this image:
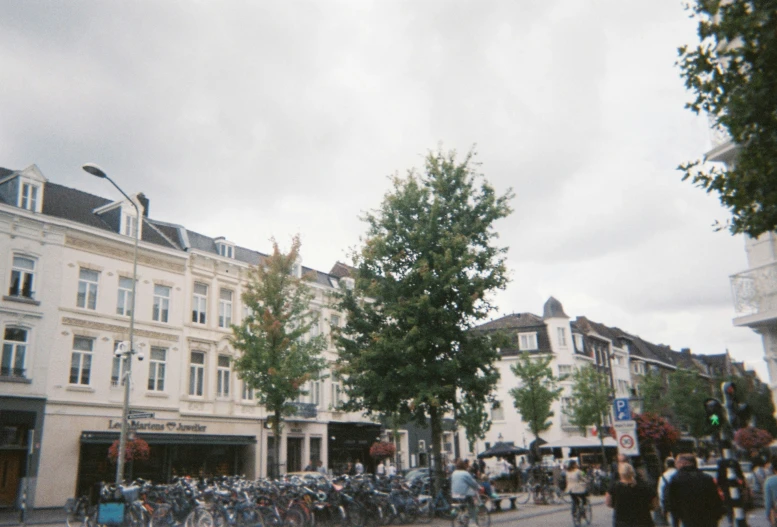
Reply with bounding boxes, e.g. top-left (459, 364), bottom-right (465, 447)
top-left (369, 441), bottom-right (396, 465)
top-left (108, 437), bottom-right (150, 464)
